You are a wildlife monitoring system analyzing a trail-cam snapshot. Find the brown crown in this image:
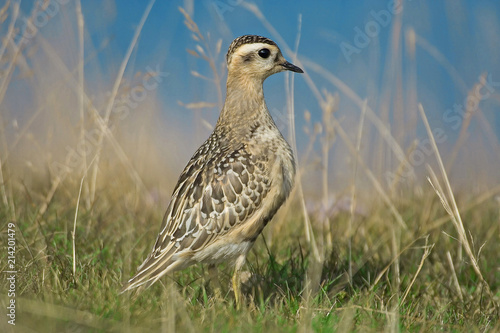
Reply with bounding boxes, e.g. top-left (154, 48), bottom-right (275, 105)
top-left (226, 35), bottom-right (277, 64)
